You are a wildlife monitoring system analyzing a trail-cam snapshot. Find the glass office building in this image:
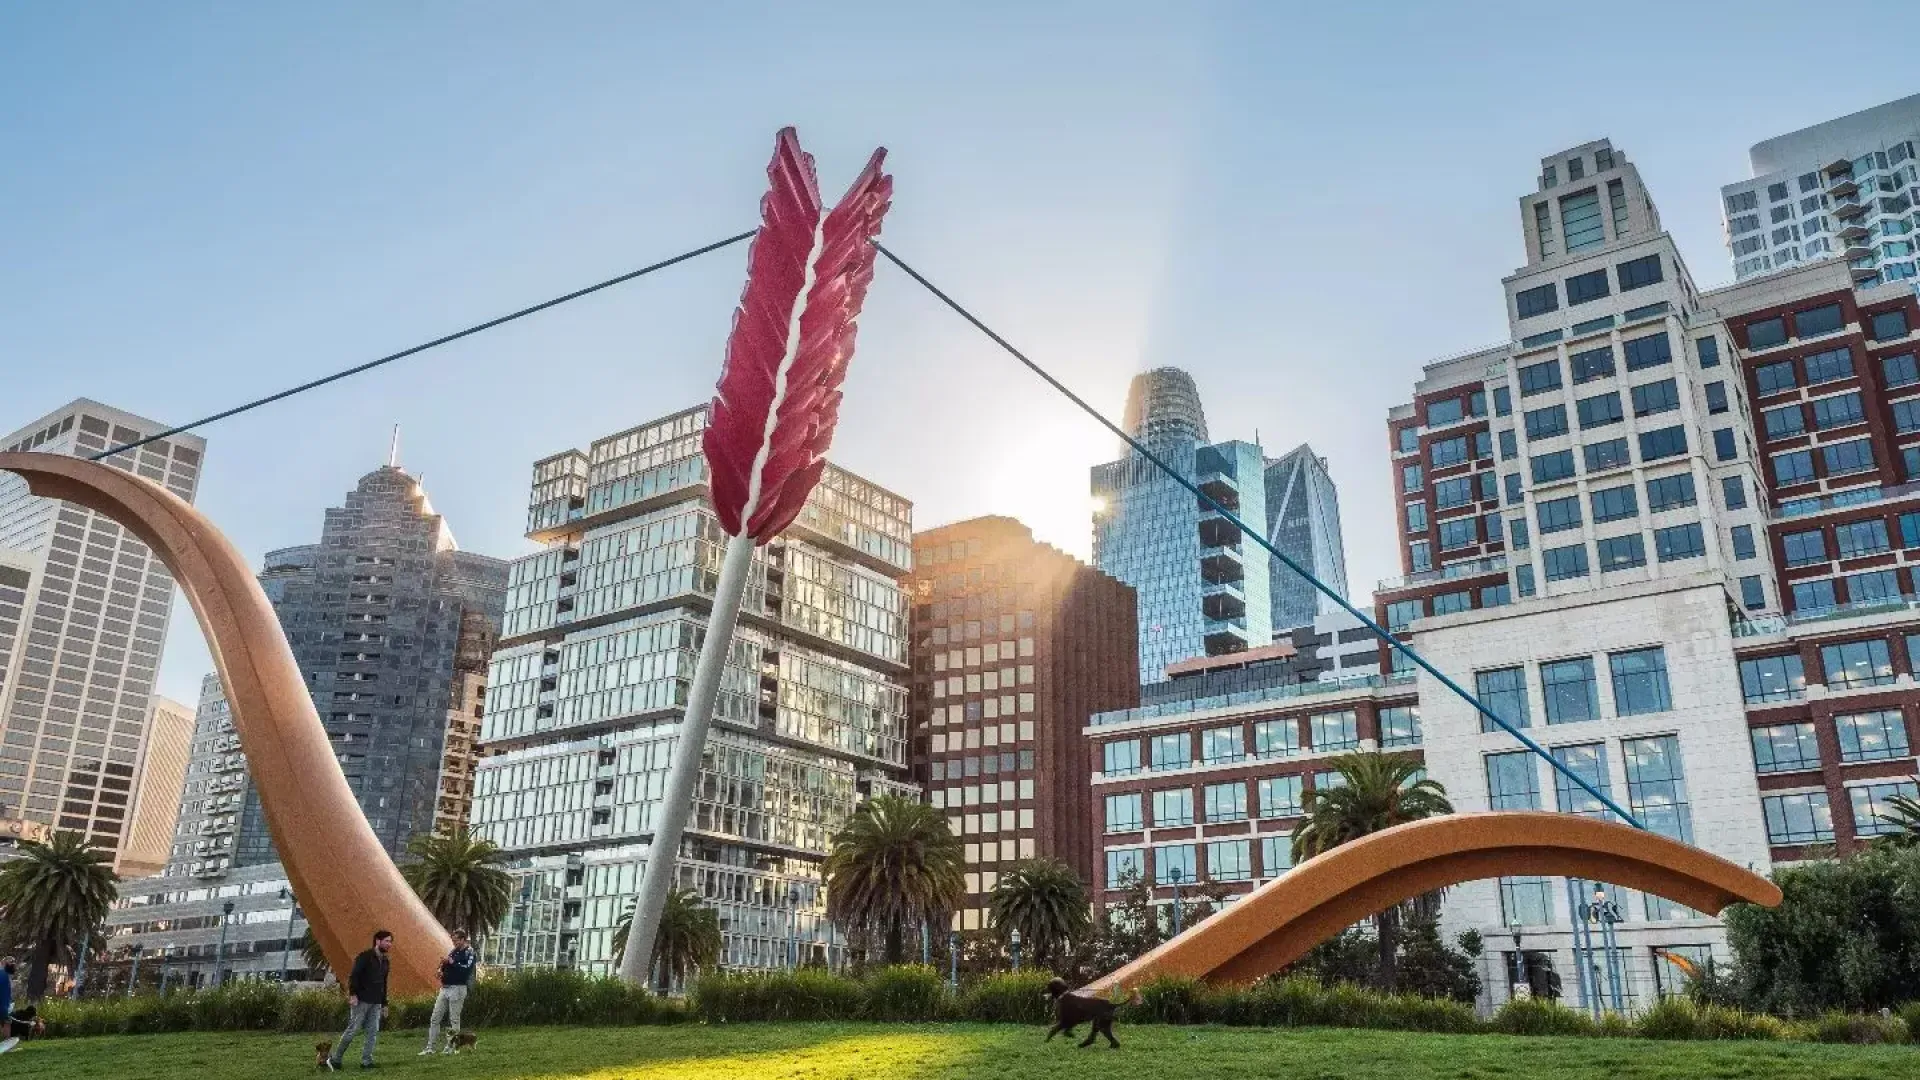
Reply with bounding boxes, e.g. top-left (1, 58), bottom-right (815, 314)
top-left (1263, 443), bottom-right (1349, 630)
top-left (1093, 368), bottom-right (1274, 683)
top-left (471, 406), bottom-right (916, 974)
